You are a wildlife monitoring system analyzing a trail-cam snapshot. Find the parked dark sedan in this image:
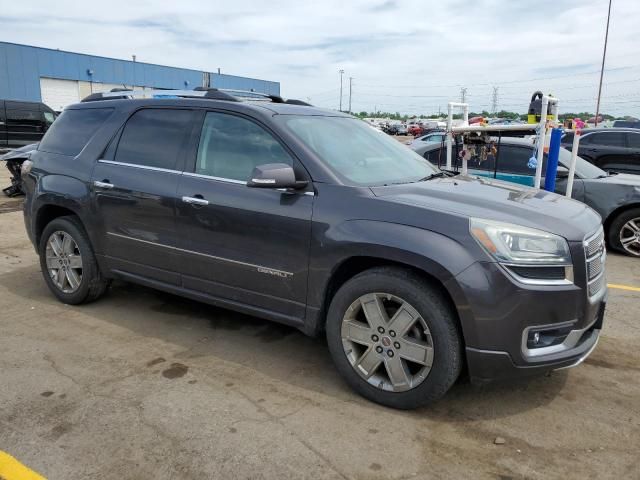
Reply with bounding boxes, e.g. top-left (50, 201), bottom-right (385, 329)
top-left (562, 128), bottom-right (640, 174)
top-left (422, 137), bottom-right (640, 257)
